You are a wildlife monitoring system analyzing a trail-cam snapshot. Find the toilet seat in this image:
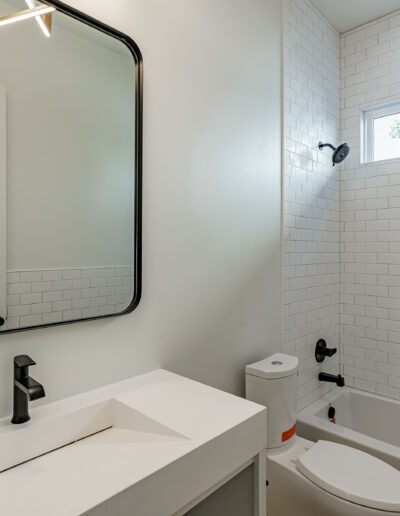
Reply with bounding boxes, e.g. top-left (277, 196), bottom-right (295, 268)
top-left (297, 441), bottom-right (400, 512)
